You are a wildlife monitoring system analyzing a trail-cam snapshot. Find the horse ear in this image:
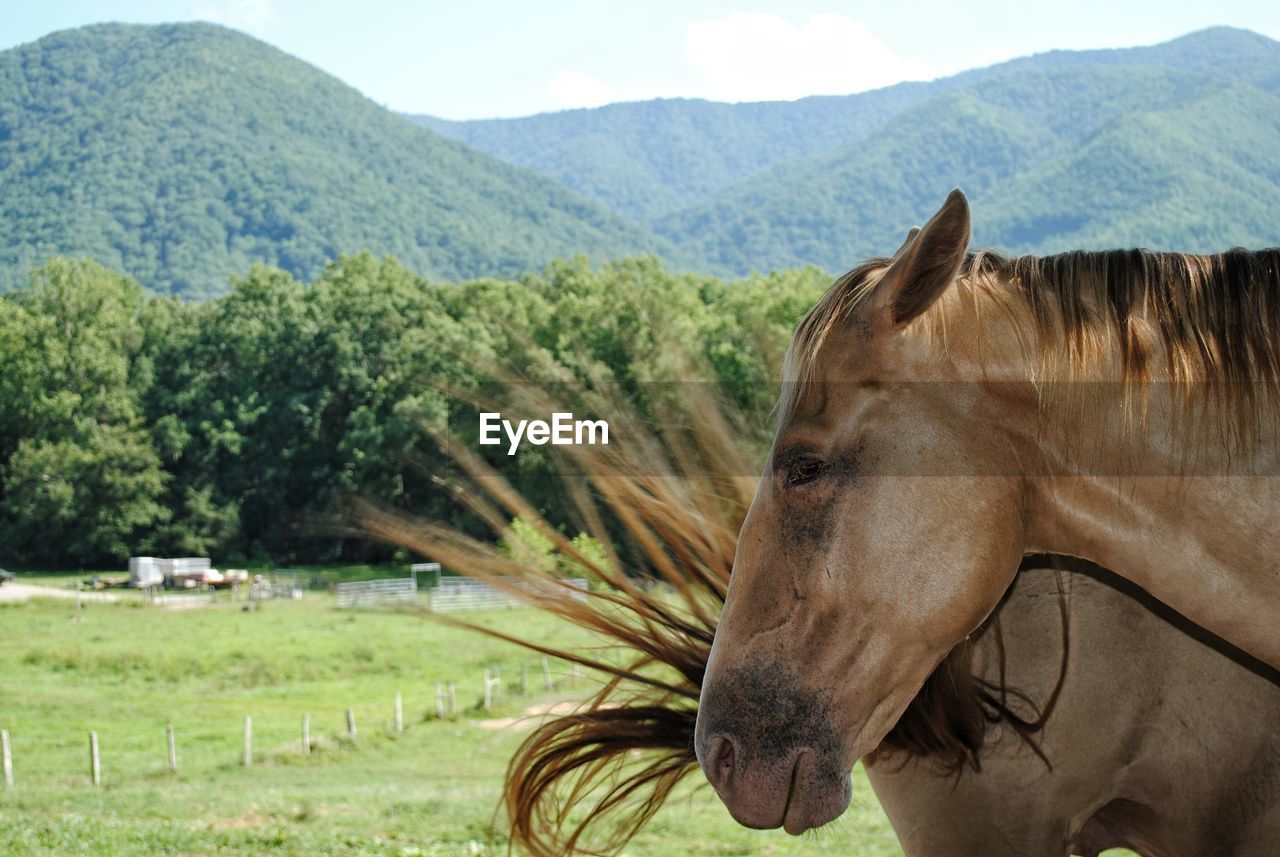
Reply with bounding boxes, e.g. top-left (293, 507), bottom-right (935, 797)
top-left (876, 190), bottom-right (970, 326)
top-left (891, 227), bottom-right (921, 260)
